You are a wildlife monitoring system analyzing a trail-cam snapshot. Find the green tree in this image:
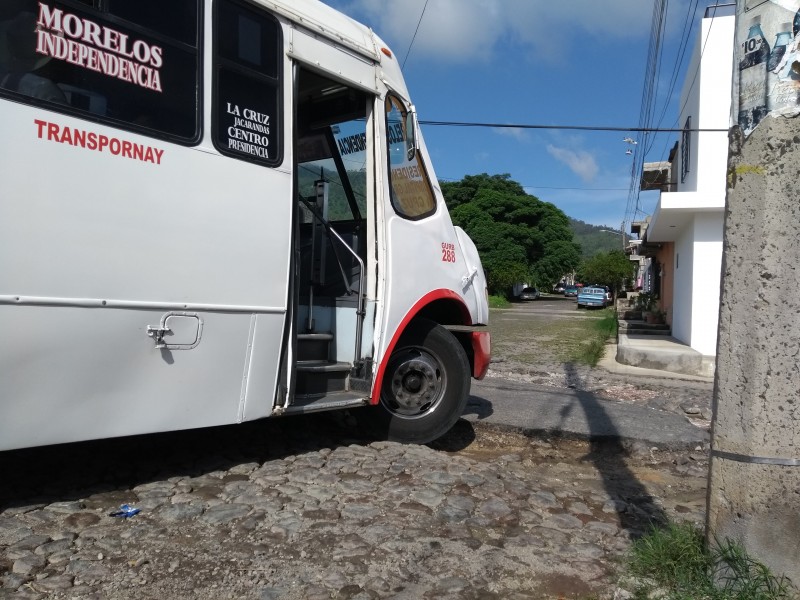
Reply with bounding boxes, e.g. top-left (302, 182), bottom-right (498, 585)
top-left (578, 250), bottom-right (635, 293)
top-left (442, 174), bottom-right (581, 296)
